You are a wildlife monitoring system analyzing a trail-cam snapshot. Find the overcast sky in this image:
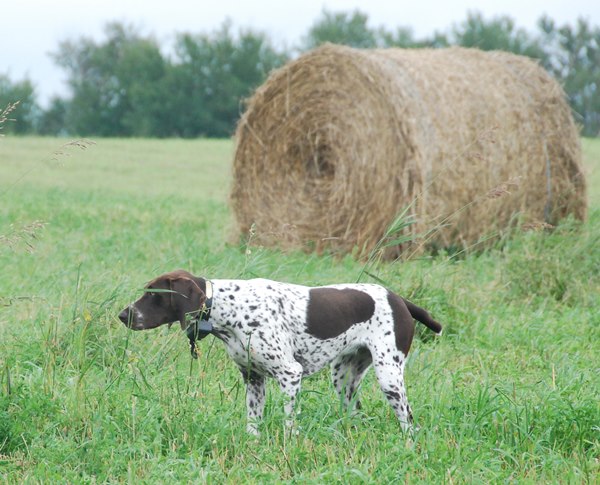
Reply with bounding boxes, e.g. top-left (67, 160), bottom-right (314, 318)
top-left (2, 0), bottom-right (599, 107)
